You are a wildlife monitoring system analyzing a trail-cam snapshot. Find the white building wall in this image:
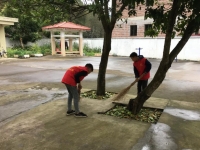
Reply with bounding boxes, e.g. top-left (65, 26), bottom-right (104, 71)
top-left (6, 37), bottom-right (200, 61)
top-left (82, 37), bottom-right (200, 61)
